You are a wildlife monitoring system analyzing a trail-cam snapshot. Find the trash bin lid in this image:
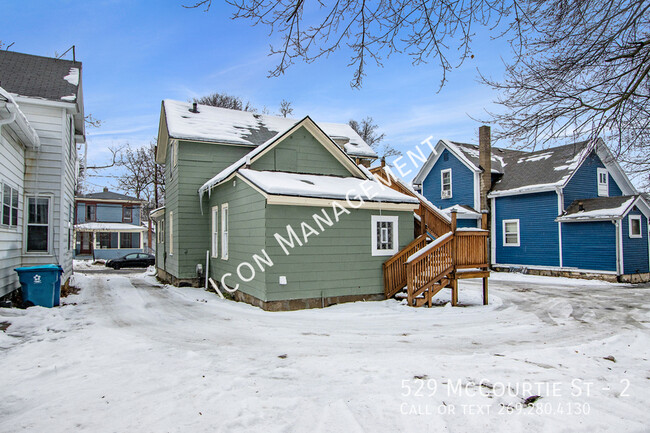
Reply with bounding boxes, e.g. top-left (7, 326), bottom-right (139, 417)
top-left (15, 264), bottom-right (64, 273)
